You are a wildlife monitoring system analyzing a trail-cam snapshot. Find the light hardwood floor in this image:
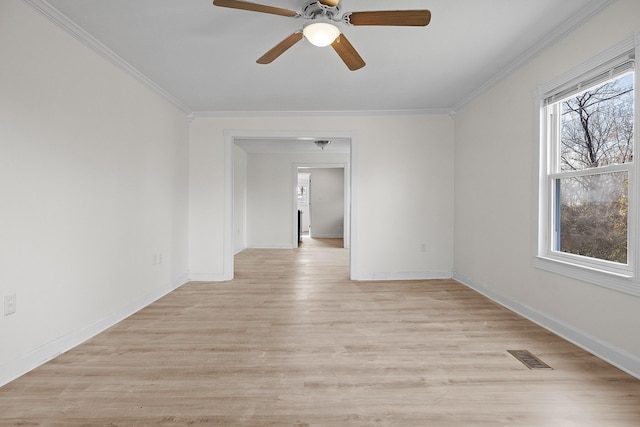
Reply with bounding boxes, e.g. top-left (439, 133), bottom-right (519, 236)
top-left (1, 238), bottom-right (639, 426)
